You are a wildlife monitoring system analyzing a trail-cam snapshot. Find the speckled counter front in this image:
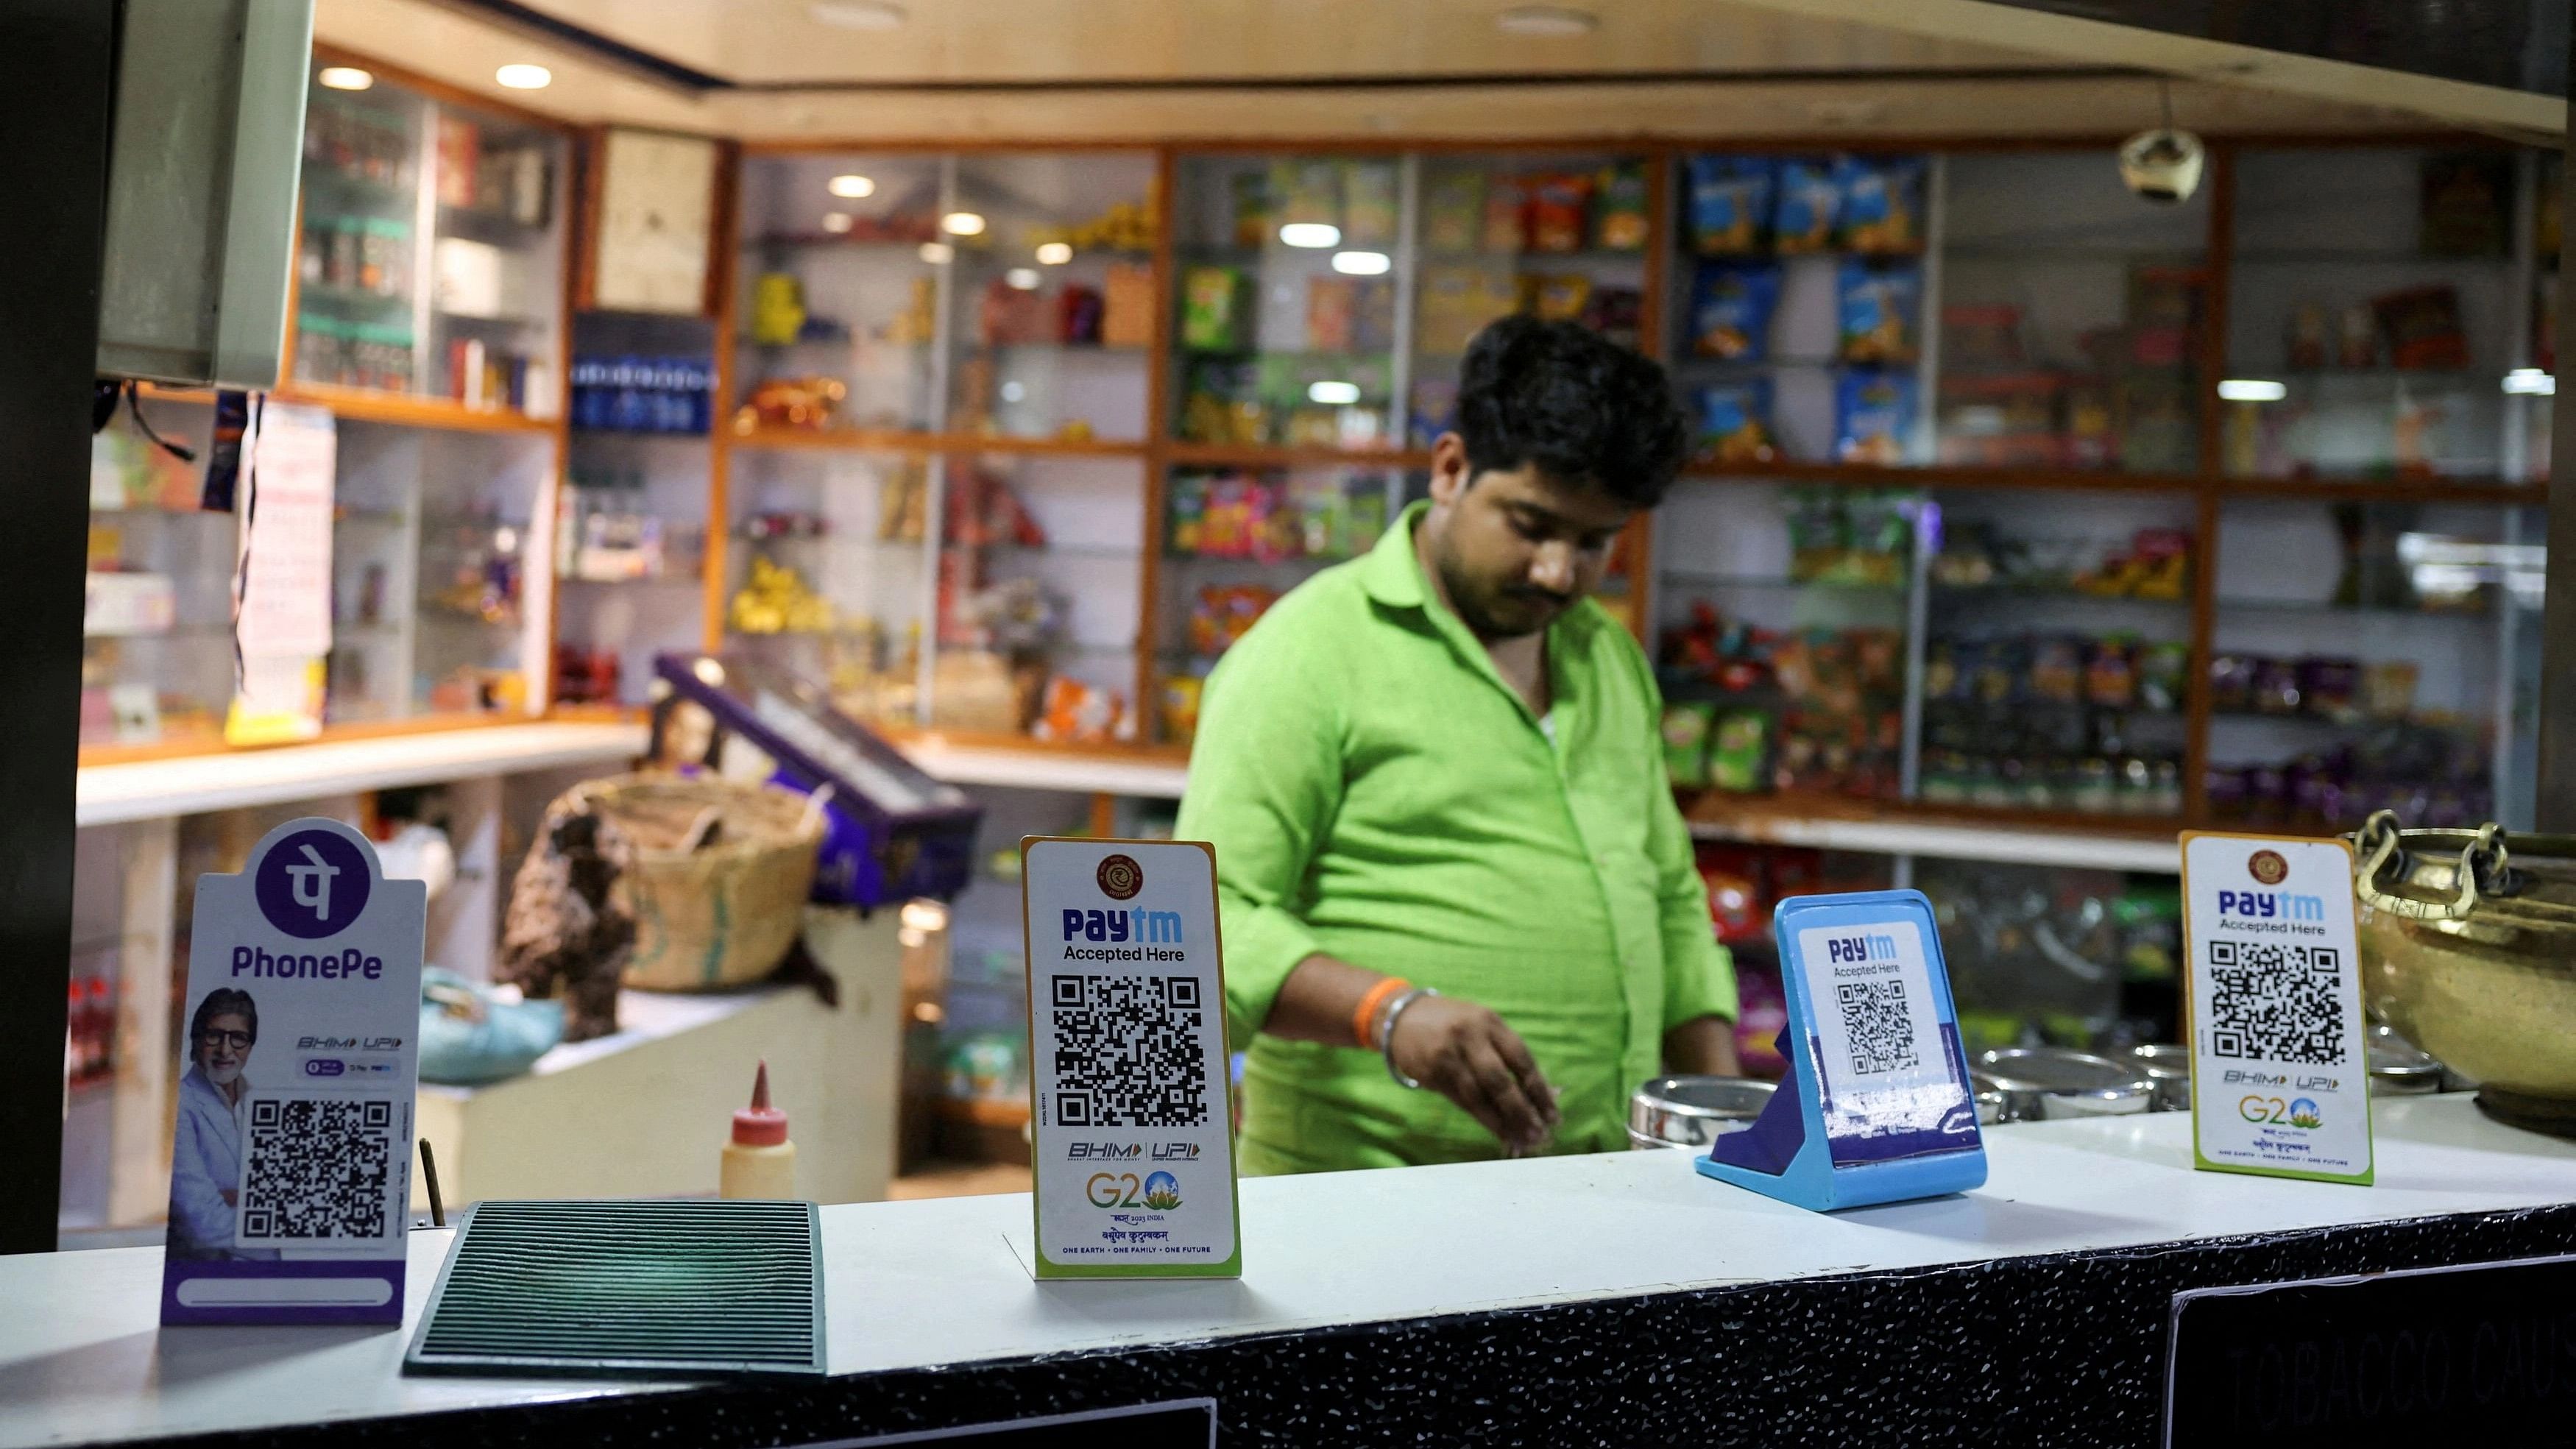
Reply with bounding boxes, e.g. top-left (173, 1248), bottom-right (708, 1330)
top-left (7, 1096), bottom-right (2575, 1449)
